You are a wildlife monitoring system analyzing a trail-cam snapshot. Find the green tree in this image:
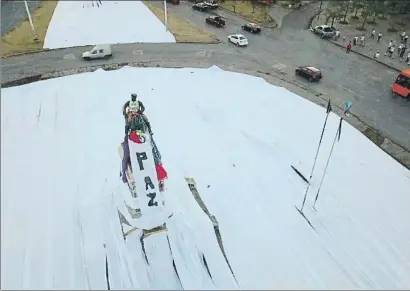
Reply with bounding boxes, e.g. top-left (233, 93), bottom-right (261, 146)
top-left (325, 1), bottom-right (343, 26)
top-left (359, 1), bottom-right (371, 29)
top-left (339, 0), bottom-right (352, 24)
top-left (350, 0), bottom-right (365, 19)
